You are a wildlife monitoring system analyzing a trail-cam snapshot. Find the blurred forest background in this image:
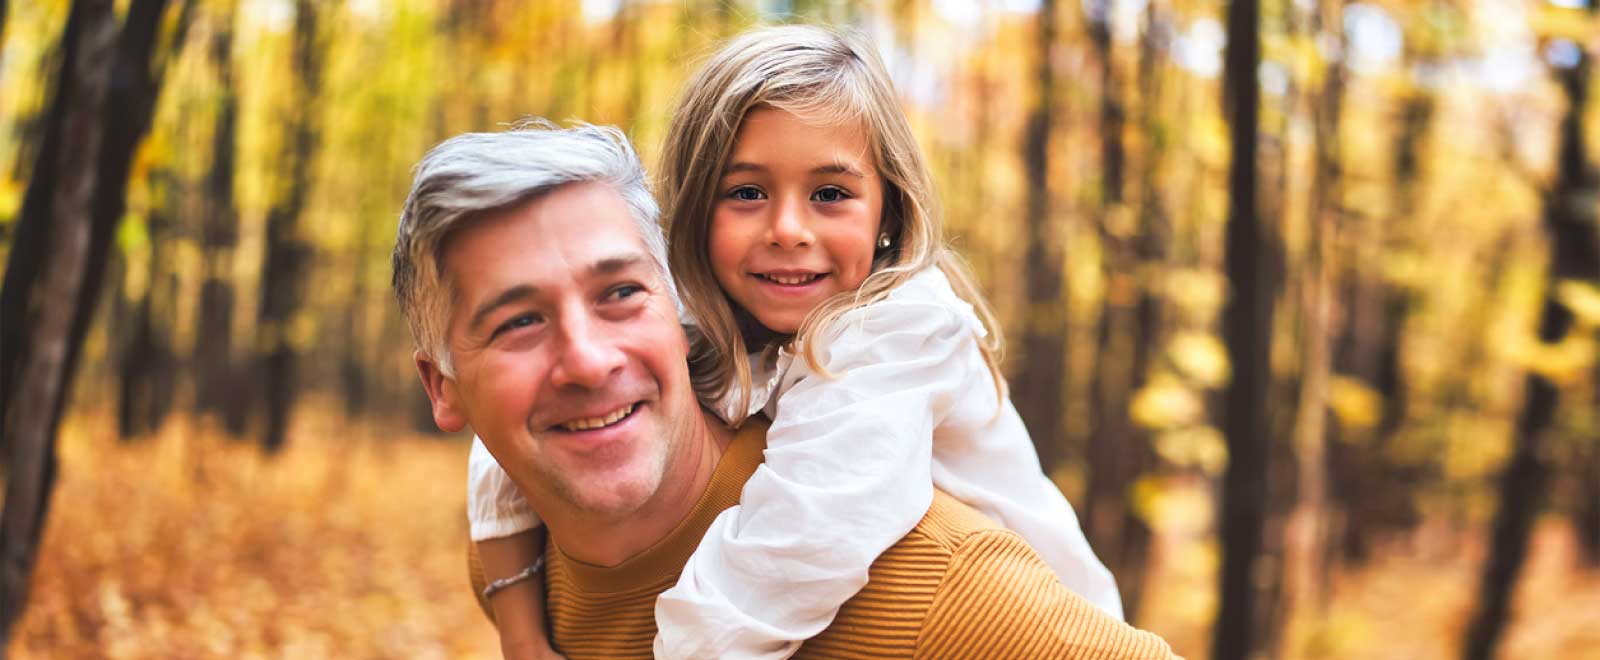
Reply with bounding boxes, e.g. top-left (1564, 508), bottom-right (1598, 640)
top-left (1, 0), bottom-right (1598, 658)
